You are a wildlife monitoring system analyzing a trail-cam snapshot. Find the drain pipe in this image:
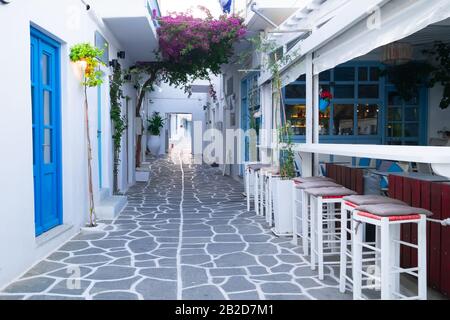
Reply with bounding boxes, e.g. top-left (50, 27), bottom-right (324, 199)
top-left (250, 2), bottom-right (278, 29)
